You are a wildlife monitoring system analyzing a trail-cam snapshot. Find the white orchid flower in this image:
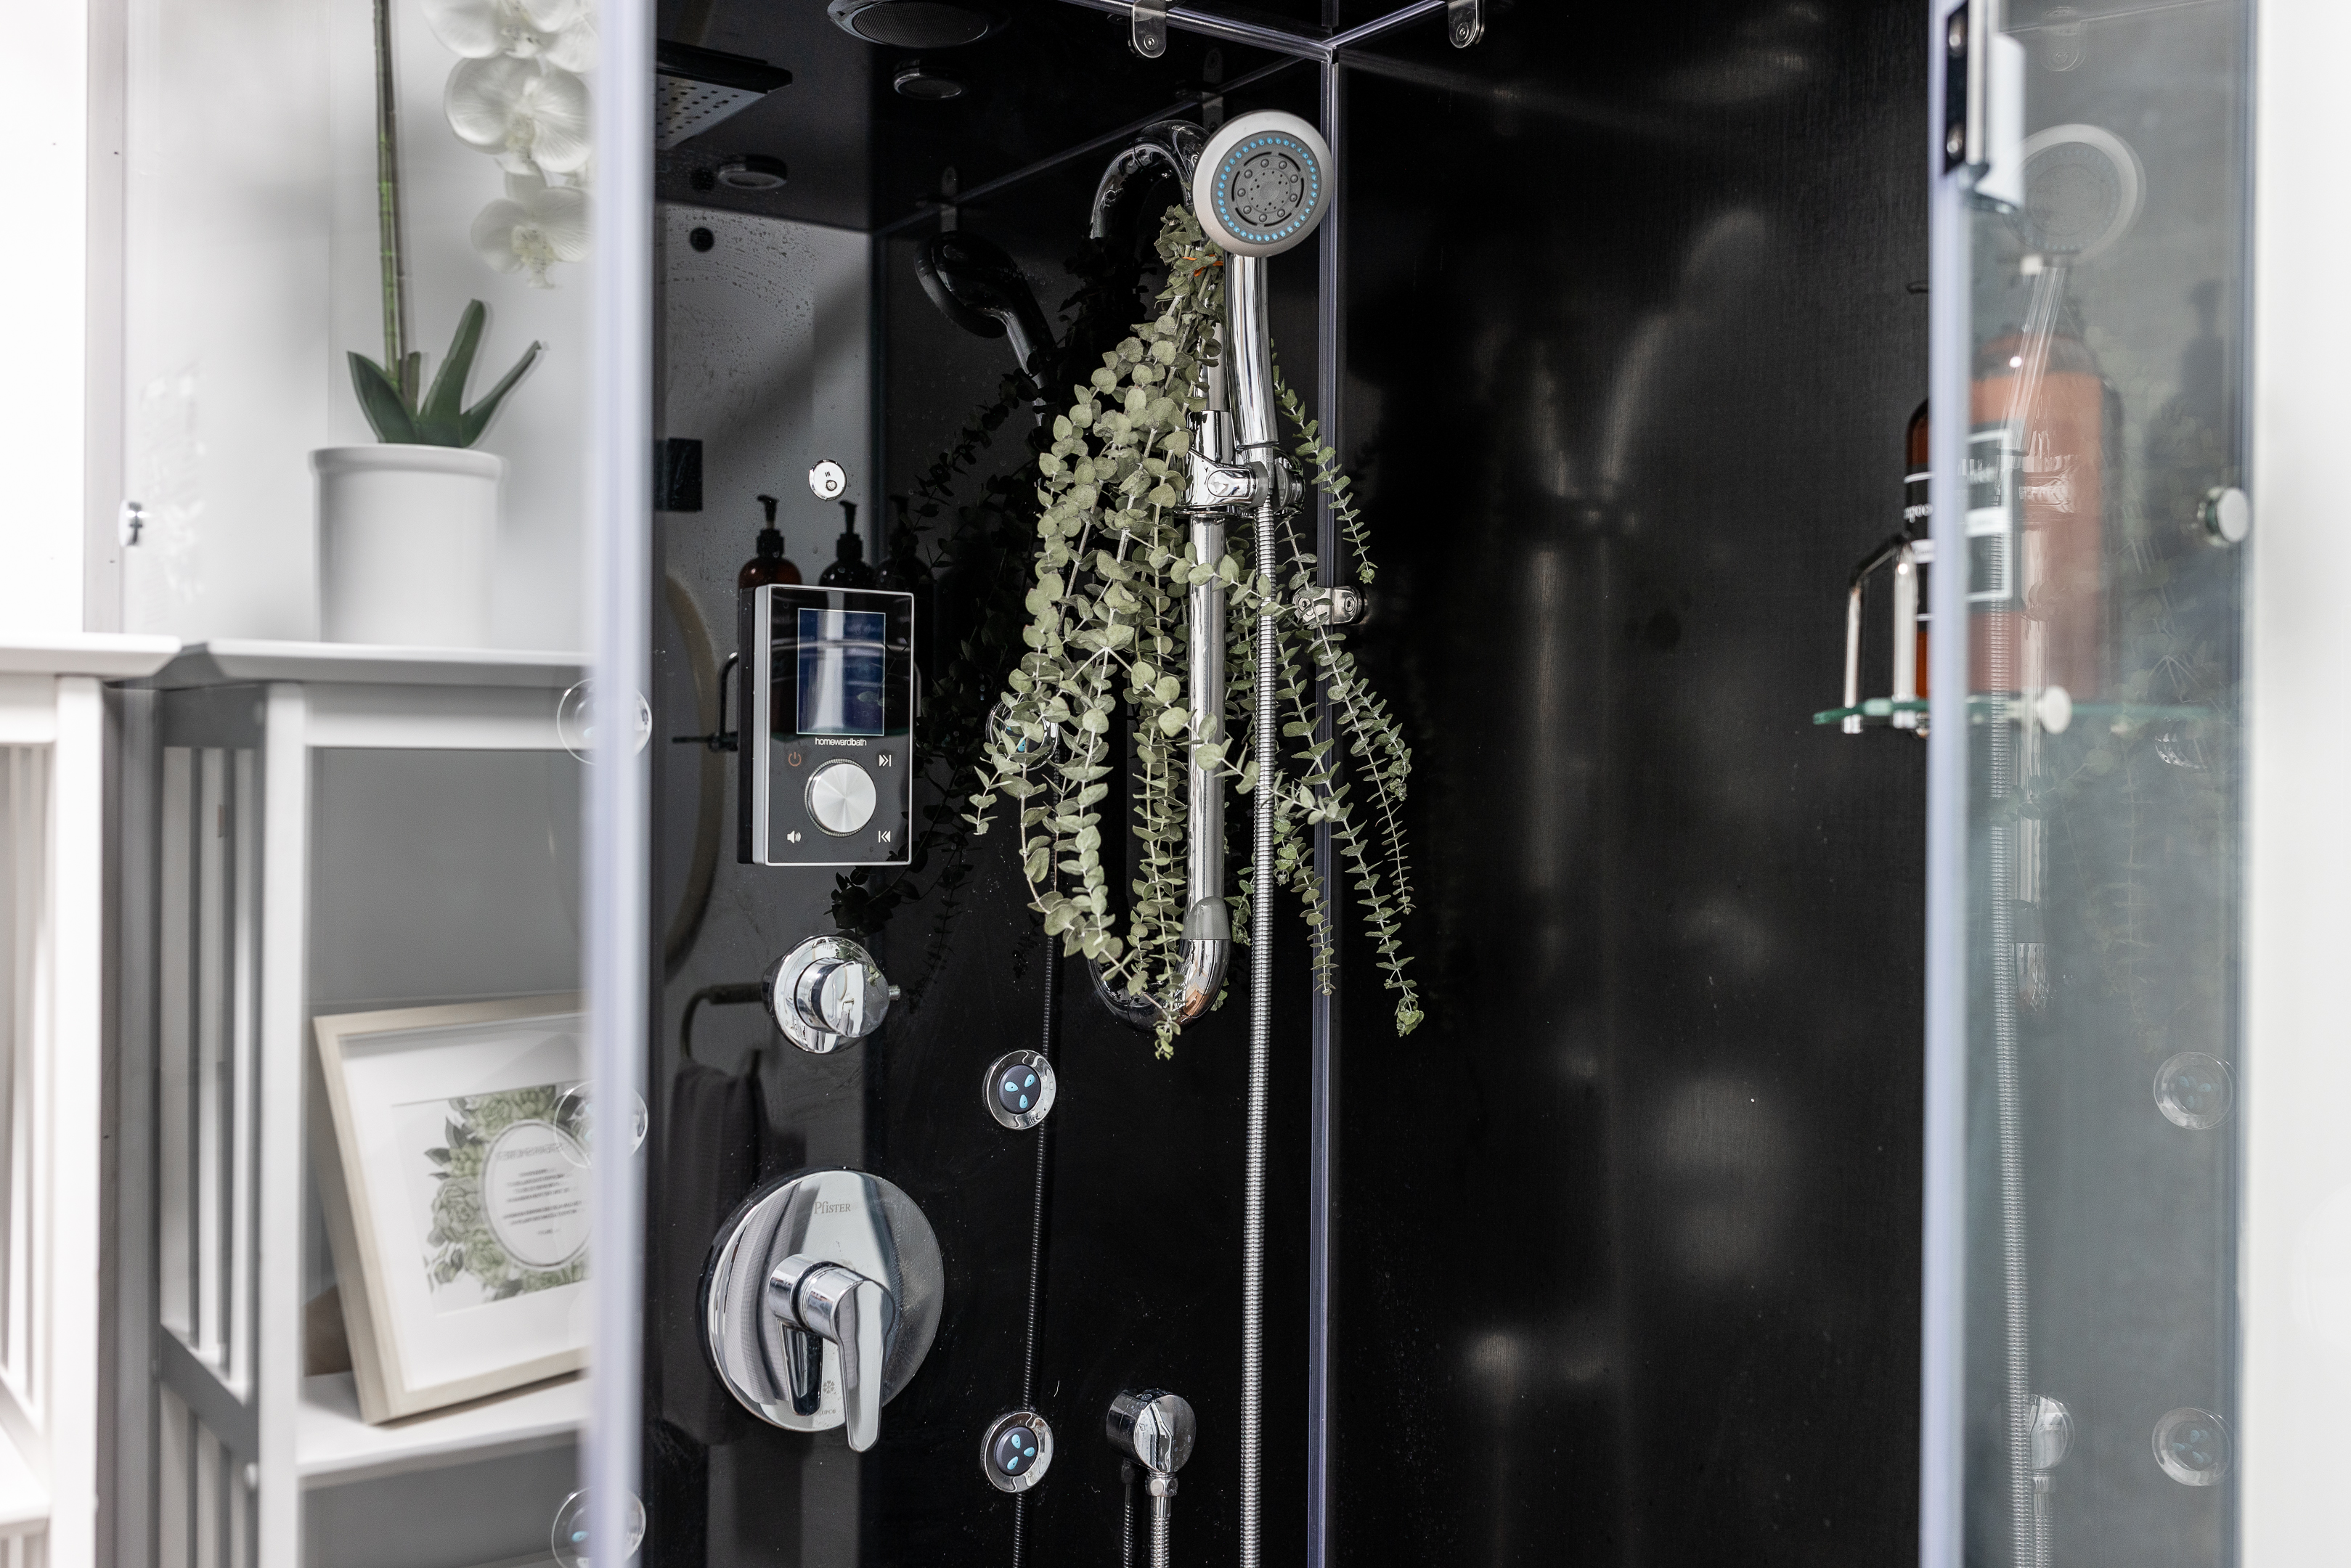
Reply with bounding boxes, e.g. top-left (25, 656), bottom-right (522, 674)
top-left (422, 0), bottom-right (595, 70)
top-left (520, 0), bottom-right (597, 68)
top-left (446, 57), bottom-right (592, 176)
top-left (471, 172), bottom-right (590, 287)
